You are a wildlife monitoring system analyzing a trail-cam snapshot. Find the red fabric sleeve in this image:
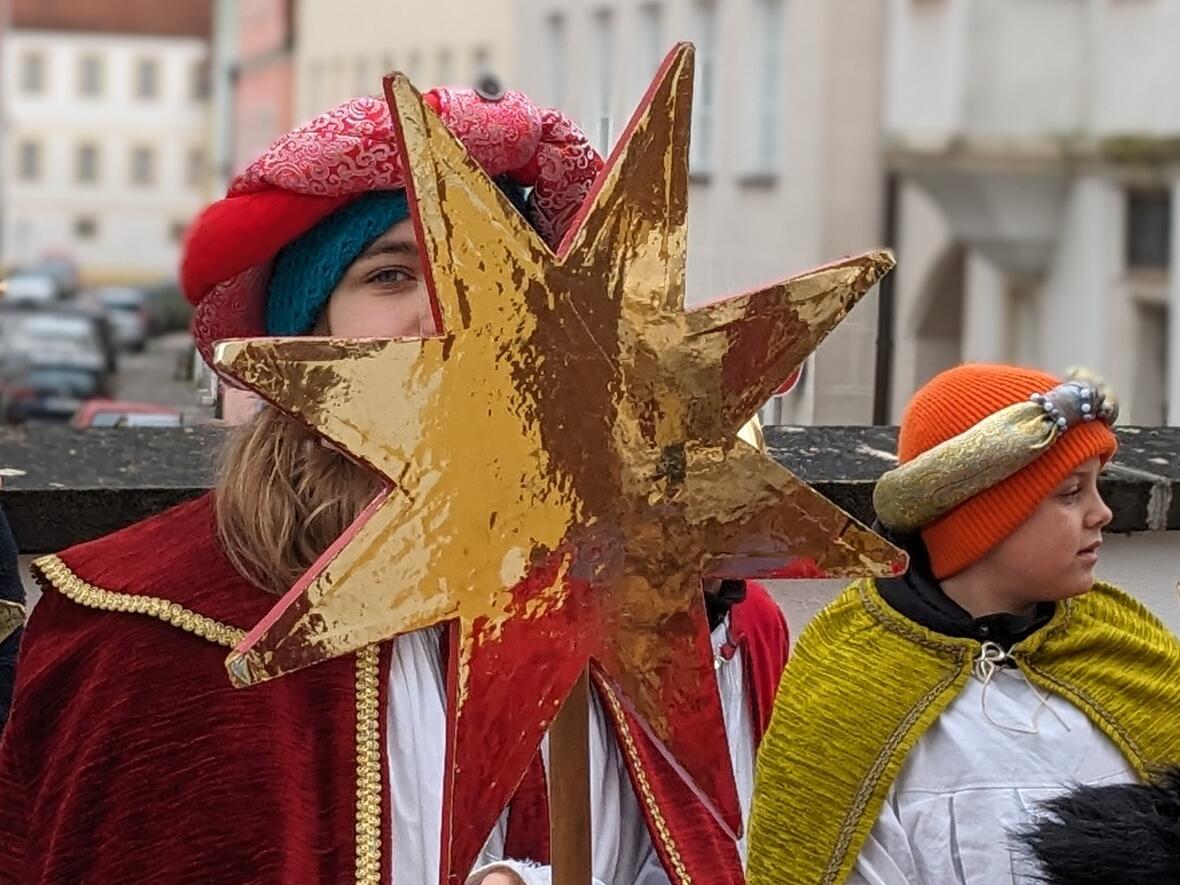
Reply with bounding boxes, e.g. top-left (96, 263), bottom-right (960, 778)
top-left (731, 582), bottom-right (790, 744)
